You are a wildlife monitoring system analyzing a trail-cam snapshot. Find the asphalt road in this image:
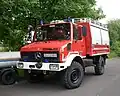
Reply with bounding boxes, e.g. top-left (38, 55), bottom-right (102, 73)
top-left (0, 58), bottom-right (120, 96)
